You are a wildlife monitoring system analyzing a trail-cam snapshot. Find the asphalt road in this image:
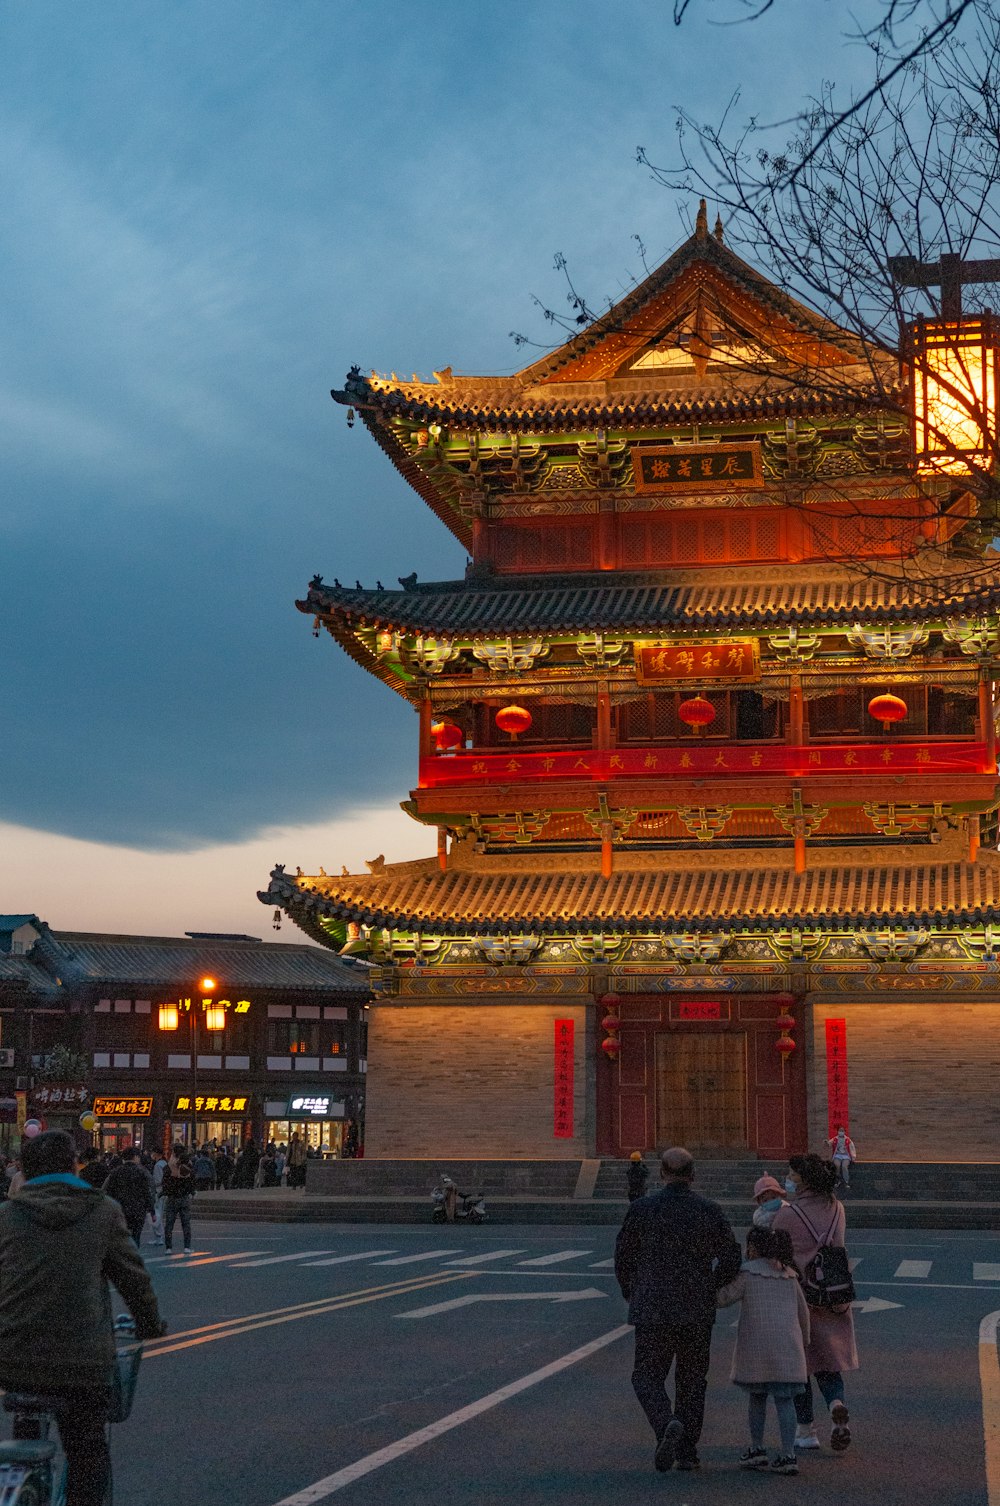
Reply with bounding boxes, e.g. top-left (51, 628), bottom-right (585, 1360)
top-left (100, 1220), bottom-right (999, 1506)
